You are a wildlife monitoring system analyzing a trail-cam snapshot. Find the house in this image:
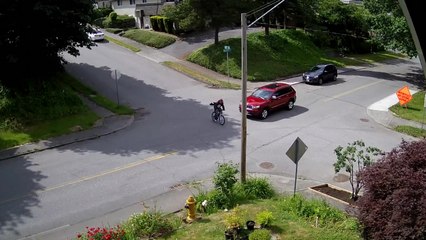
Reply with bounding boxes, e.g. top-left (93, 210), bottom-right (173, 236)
top-left (109, 0), bottom-right (177, 29)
